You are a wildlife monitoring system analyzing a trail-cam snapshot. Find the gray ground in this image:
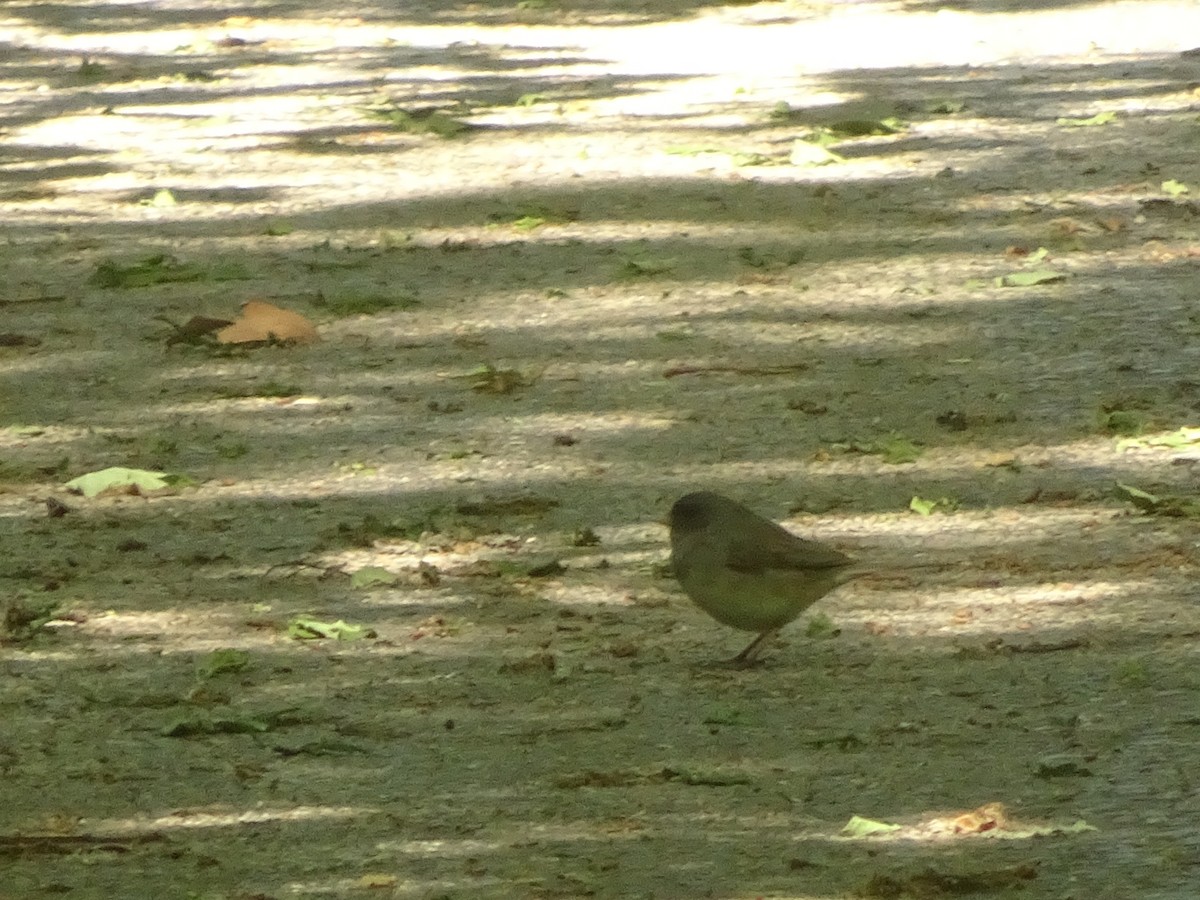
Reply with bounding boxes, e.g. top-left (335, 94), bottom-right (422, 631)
top-left (3, 1), bottom-right (1200, 897)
